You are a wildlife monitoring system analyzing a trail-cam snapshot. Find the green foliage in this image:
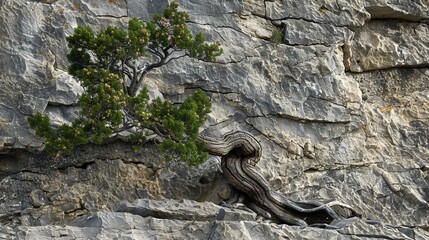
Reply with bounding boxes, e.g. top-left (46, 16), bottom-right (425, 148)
top-left (66, 2), bottom-right (222, 95)
top-left (271, 28), bottom-right (283, 44)
top-left (28, 113), bottom-right (89, 157)
top-left (152, 89), bottom-right (211, 166)
top-left (28, 2), bottom-right (222, 165)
